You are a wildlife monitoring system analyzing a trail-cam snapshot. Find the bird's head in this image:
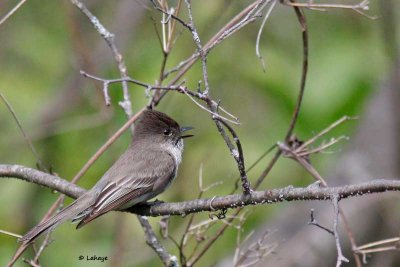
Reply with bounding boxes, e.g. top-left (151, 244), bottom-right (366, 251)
top-left (134, 109), bottom-right (193, 148)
